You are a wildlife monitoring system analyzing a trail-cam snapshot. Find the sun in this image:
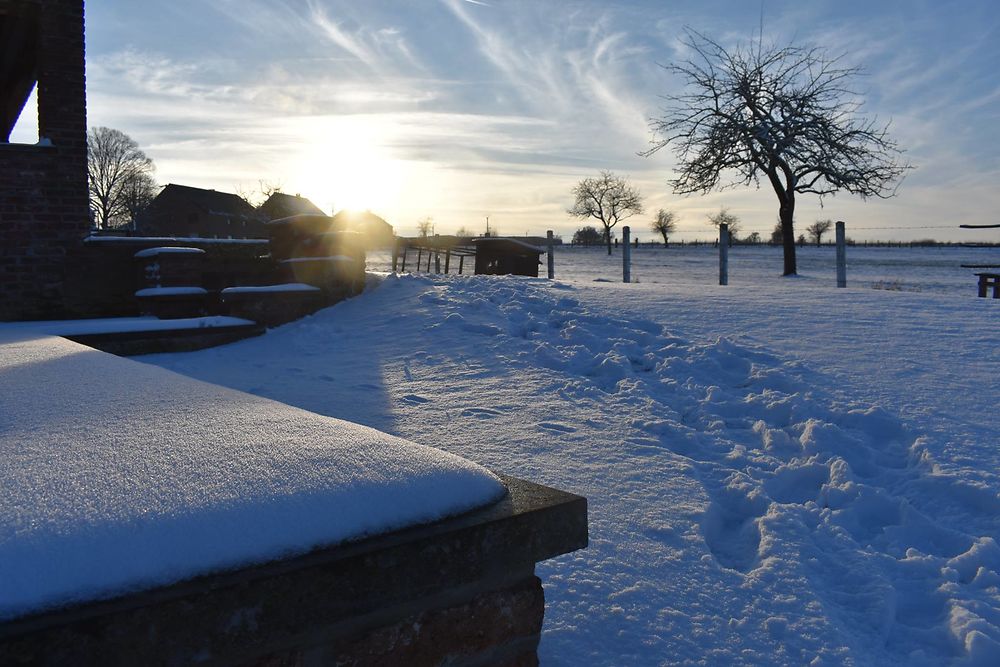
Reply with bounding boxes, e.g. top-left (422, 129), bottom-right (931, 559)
top-left (285, 117), bottom-right (404, 216)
